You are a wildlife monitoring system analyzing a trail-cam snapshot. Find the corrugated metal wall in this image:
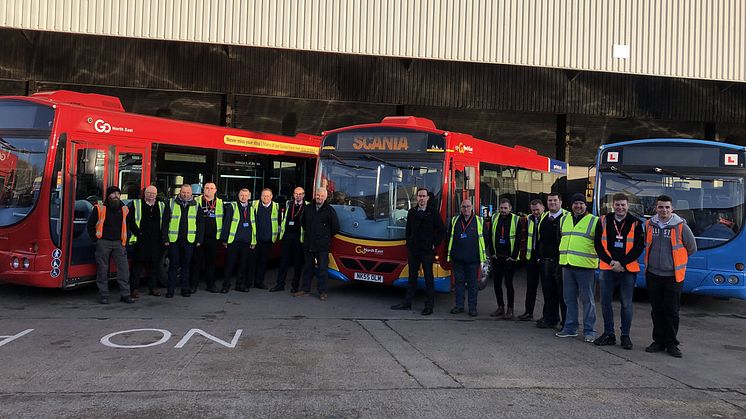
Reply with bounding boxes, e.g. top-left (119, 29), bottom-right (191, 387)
top-left (1, 0), bottom-right (744, 83)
